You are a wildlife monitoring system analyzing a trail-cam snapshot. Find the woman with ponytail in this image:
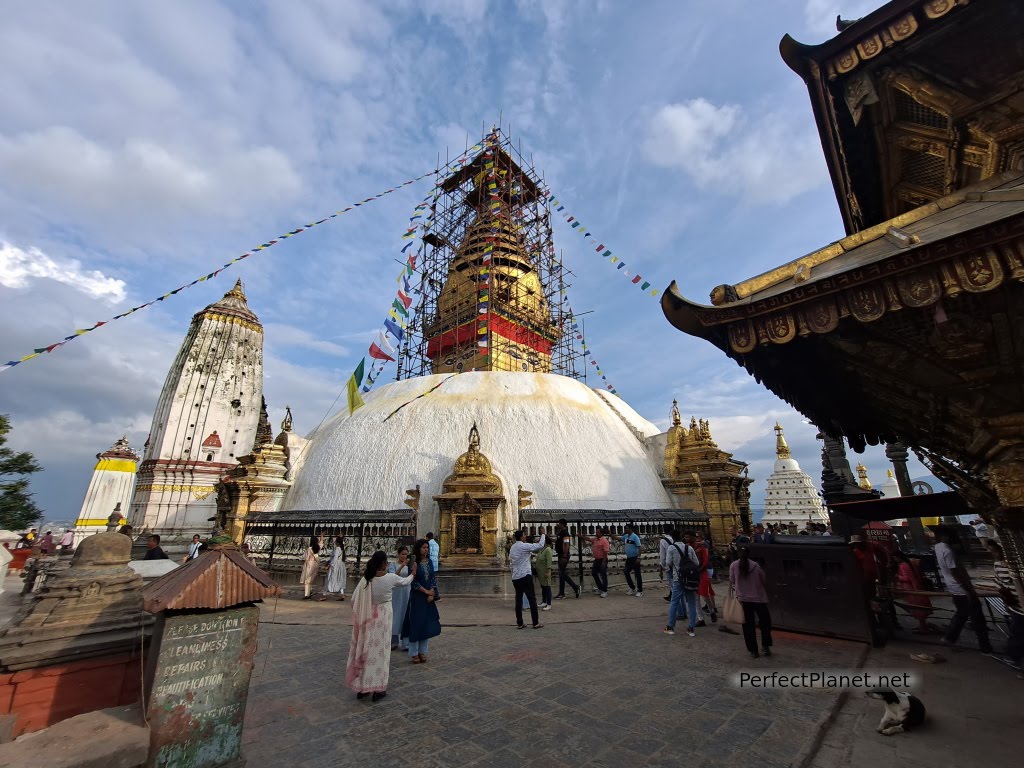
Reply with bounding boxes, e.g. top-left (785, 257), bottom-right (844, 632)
top-left (345, 550), bottom-right (416, 701)
top-left (728, 545), bottom-right (773, 659)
